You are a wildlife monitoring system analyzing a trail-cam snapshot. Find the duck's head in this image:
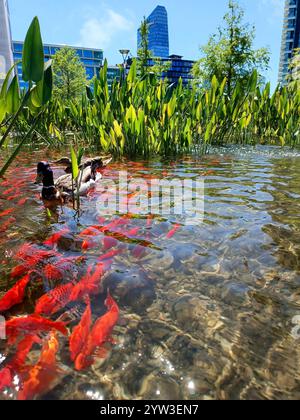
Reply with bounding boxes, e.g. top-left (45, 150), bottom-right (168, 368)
top-left (35, 162), bottom-right (55, 187)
